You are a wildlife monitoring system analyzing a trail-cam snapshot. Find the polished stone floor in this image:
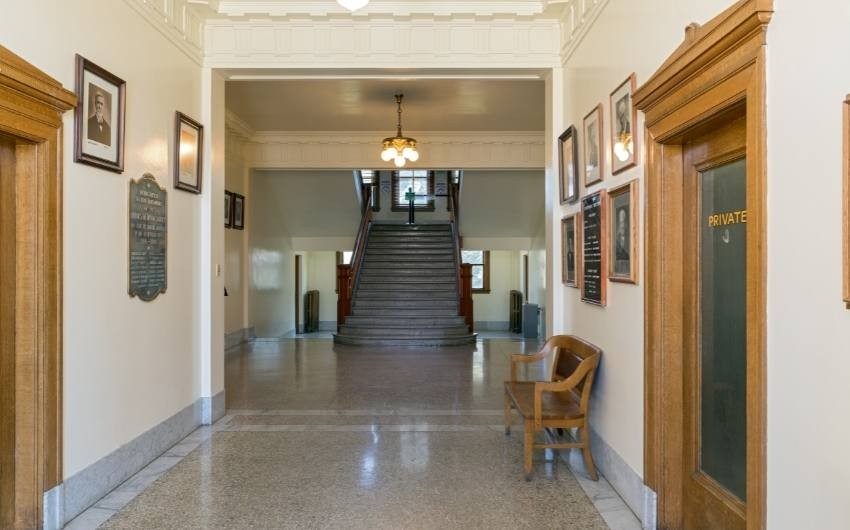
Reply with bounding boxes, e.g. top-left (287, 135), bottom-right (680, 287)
top-left (67, 339), bottom-right (641, 529)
